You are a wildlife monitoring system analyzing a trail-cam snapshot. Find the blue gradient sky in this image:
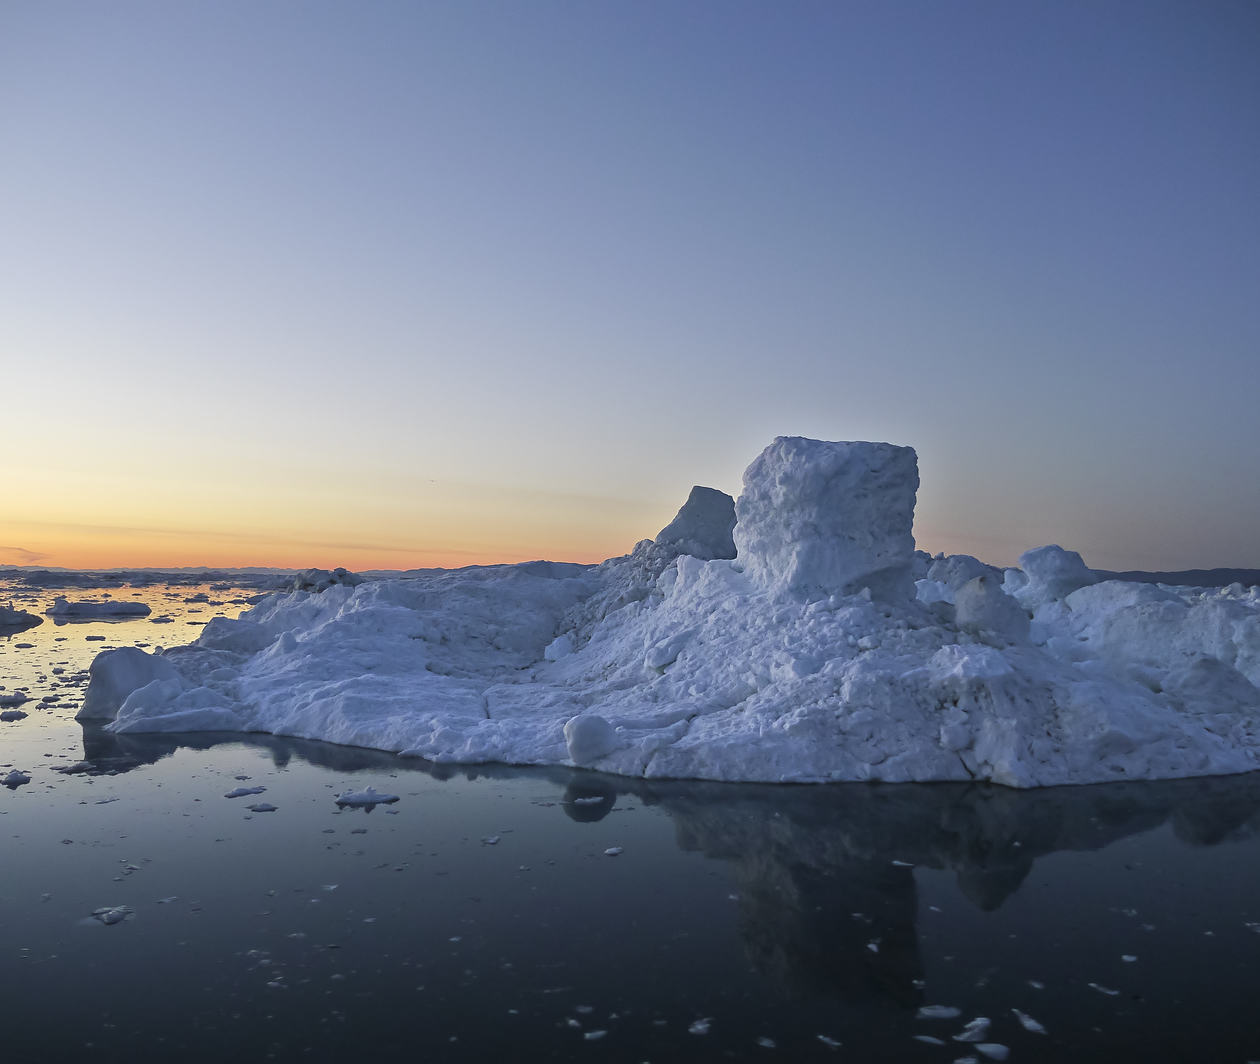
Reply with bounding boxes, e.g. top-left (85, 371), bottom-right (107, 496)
top-left (3, 0), bottom-right (1258, 571)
